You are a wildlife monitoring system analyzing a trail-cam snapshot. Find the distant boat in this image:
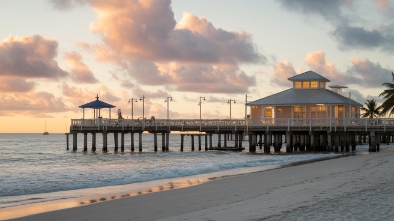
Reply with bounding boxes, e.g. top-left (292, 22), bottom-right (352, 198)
top-left (43, 121), bottom-right (49, 135)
